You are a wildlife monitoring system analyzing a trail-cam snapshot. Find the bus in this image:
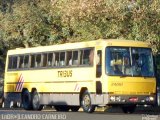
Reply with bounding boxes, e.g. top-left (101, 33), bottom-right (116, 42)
top-left (4, 39), bottom-right (156, 113)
